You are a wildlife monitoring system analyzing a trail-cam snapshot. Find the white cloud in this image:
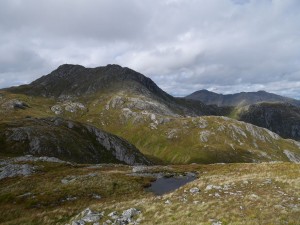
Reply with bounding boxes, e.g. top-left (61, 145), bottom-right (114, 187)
top-left (0, 0), bottom-right (300, 99)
